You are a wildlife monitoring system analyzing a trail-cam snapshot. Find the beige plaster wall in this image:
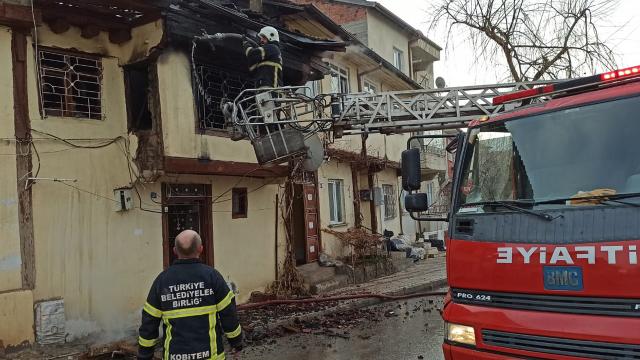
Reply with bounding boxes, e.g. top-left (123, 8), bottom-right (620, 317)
top-left (211, 178), bottom-right (283, 303)
top-left (0, 26), bottom-right (23, 293)
top-left (0, 290), bottom-right (35, 348)
top-left (366, 10), bottom-right (410, 76)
